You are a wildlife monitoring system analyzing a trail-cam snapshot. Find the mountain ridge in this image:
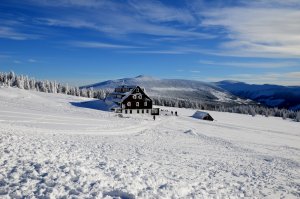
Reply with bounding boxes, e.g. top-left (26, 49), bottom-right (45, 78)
top-left (81, 75), bottom-right (253, 107)
top-left (81, 75), bottom-right (300, 110)
top-left (215, 80), bottom-right (300, 110)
